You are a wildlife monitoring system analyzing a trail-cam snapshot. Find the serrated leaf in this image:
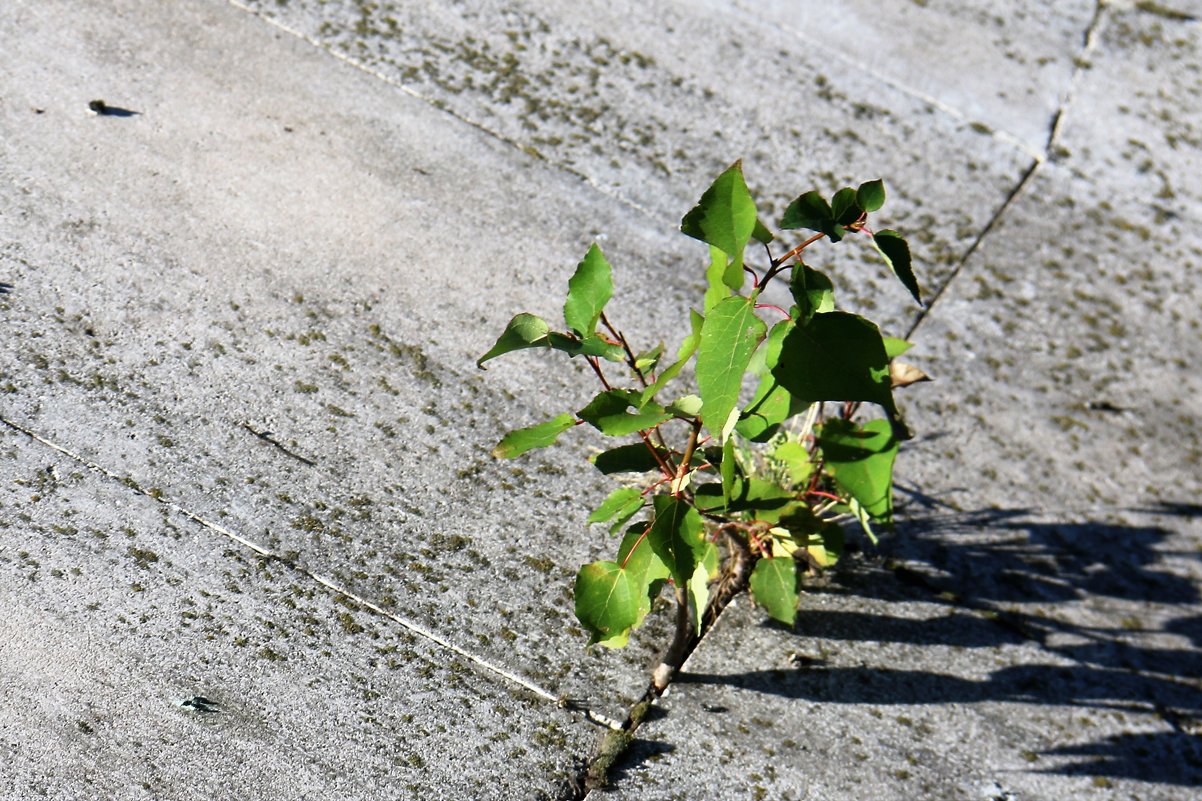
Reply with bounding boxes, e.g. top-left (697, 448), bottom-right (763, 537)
top-left (831, 187), bottom-right (863, 225)
top-left (588, 487), bottom-right (644, 525)
top-left (696, 296), bottom-right (767, 441)
top-left (789, 264), bottom-right (835, 322)
top-left (817, 418), bottom-right (899, 522)
top-left (781, 191), bottom-right (844, 242)
top-left (564, 243), bottom-right (614, 337)
top-left (750, 557), bottom-right (798, 625)
top-left (492, 413), bottom-right (576, 459)
top-left (578, 390), bottom-right (672, 437)
top-left (872, 230), bottom-right (923, 306)
top-left (680, 161), bottom-right (758, 272)
top-left (857, 179), bottom-right (886, 213)
top-left (646, 495), bottom-right (705, 588)
top-left (477, 313), bottom-right (551, 368)
top-left (771, 311), bottom-right (896, 416)
top-left (882, 336), bottom-right (914, 360)
top-left (575, 561), bottom-right (639, 647)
